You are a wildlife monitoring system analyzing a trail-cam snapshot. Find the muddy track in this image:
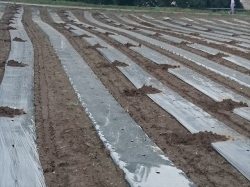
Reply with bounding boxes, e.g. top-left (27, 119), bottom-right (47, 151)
top-left (23, 7), bottom-right (127, 187)
top-left (0, 5), bottom-right (13, 84)
top-left (42, 8), bottom-right (250, 186)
